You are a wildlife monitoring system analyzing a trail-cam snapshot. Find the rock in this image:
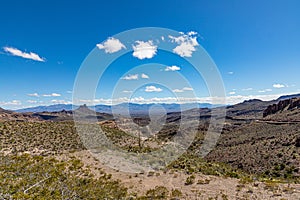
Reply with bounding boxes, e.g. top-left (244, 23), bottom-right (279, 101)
top-left (295, 137), bottom-right (300, 147)
top-left (263, 98), bottom-right (300, 117)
